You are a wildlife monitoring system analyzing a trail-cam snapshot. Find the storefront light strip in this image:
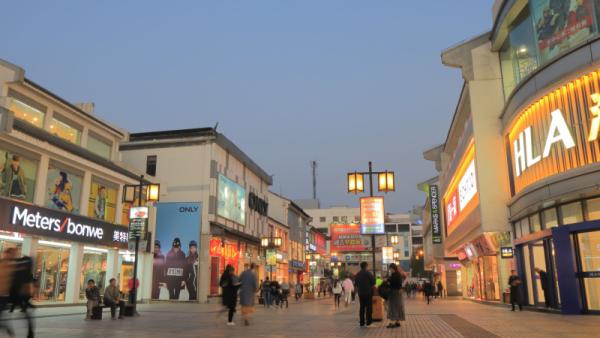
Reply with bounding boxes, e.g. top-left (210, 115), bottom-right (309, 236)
top-left (0, 234), bottom-right (24, 242)
top-left (38, 240), bottom-right (71, 248)
top-left (119, 250), bottom-right (134, 255)
top-left (83, 246), bottom-right (109, 253)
